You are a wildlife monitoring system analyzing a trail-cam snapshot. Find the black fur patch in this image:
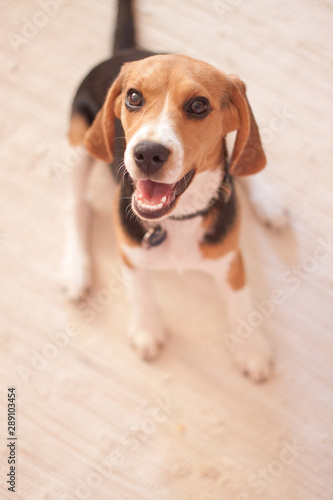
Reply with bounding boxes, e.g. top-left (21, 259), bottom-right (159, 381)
top-left (71, 50), bottom-right (156, 127)
top-left (118, 173), bottom-right (146, 245)
top-left (202, 180), bottom-right (237, 245)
